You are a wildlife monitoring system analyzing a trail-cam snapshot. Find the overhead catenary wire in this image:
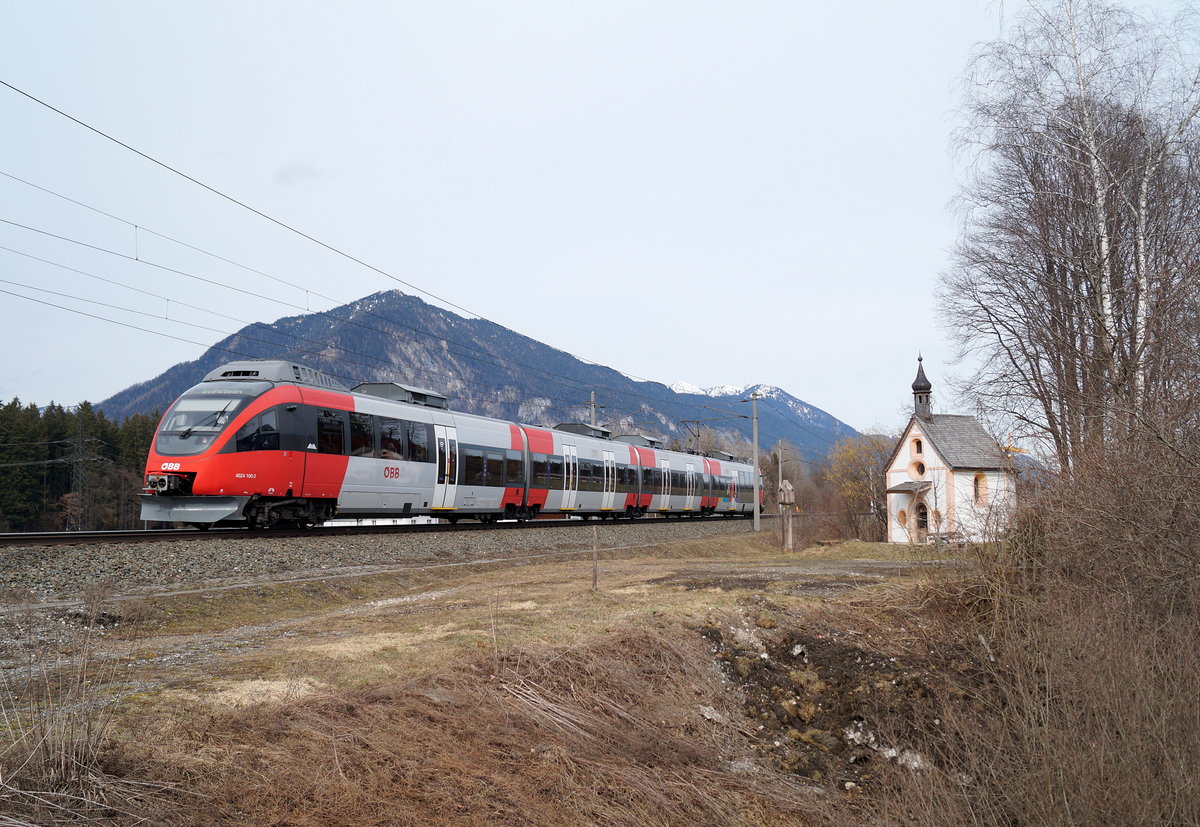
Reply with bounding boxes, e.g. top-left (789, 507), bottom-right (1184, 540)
top-left (1, 167), bottom-right (569, 374)
top-left (0, 82), bottom-right (845, 451)
top-left (0, 79), bottom-right (483, 322)
top-left (5, 270), bottom-right (842, 453)
top-left (4, 275), bottom-right (843, 454)
top-left (0, 221), bottom-right (616, 403)
top-left (0, 280), bottom-right (692, 416)
top-left (0, 80), bottom-right (671, 388)
top-left (0, 211), bottom-right (683, 417)
top-left (0, 244), bottom-right (669, 413)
